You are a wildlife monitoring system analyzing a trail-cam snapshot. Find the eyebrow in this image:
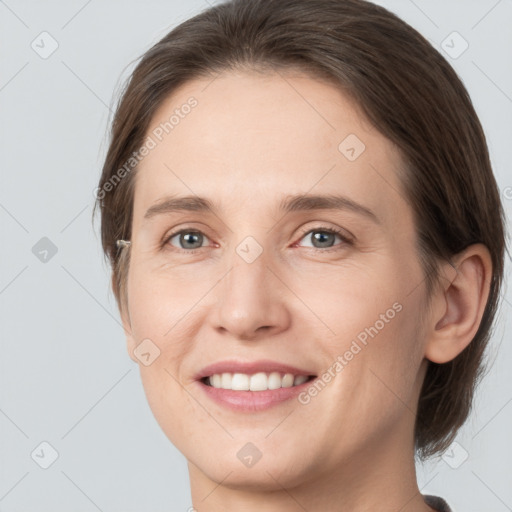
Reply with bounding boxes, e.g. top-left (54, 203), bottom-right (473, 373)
top-left (143, 193), bottom-right (380, 224)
